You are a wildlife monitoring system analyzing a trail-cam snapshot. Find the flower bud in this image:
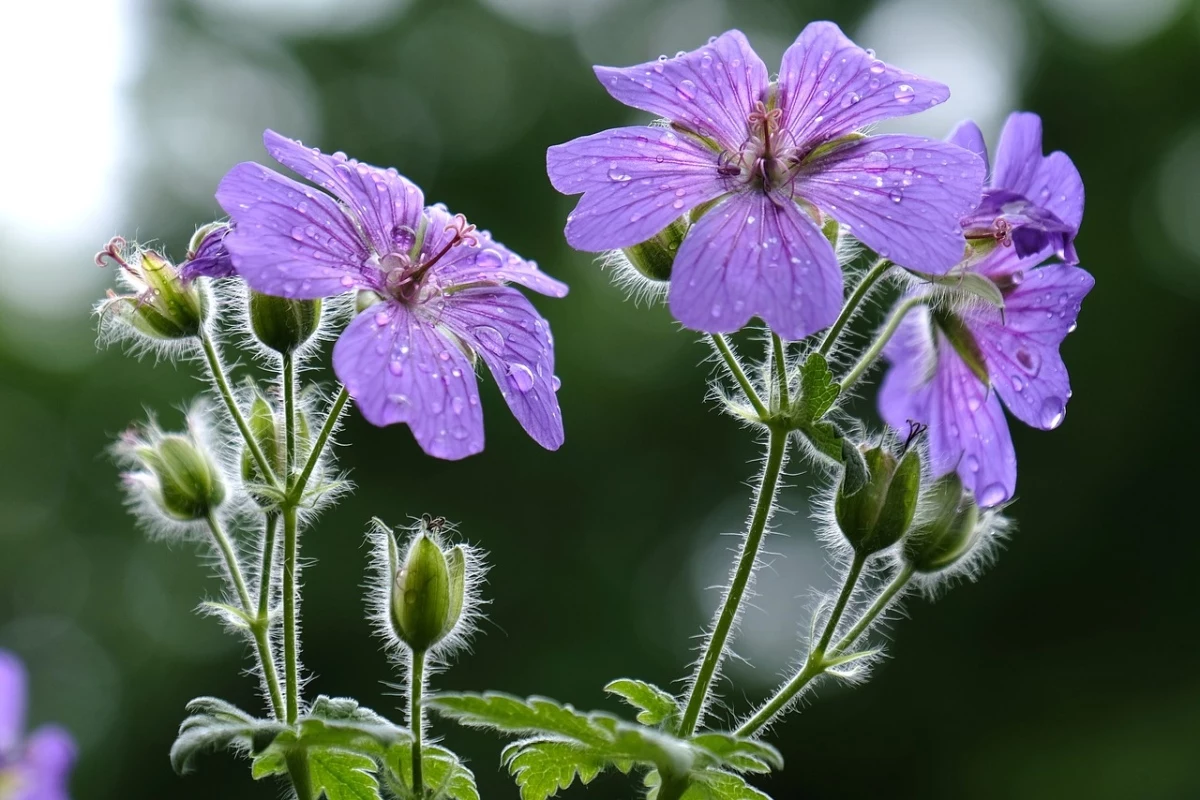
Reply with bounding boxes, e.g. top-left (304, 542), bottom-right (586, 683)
top-left (107, 250), bottom-right (207, 340)
top-left (621, 218), bottom-right (688, 282)
top-left (391, 534), bottom-right (466, 653)
top-left (835, 444), bottom-right (921, 554)
top-left (241, 392), bottom-right (280, 485)
top-left (248, 291), bottom-right (322, 354)
top-left (902, 474), bottom-right (982, 573)
top-left (137, 434), bottom-right (225, 521)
